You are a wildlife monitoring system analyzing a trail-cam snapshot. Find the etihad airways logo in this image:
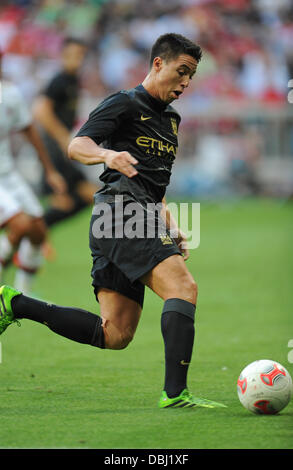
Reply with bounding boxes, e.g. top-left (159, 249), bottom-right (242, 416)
top-left (136, 135), bottom-right (177, 157)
